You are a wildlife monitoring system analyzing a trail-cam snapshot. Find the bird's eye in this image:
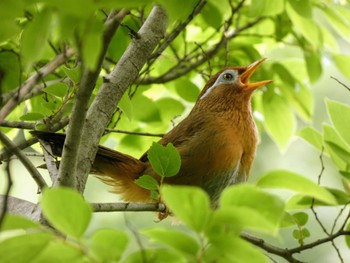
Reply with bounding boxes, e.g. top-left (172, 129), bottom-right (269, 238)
top-left (222, 73), bottom-right (233, 81)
